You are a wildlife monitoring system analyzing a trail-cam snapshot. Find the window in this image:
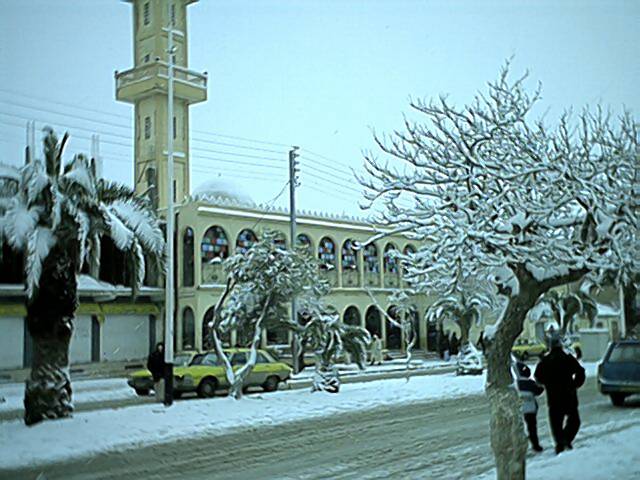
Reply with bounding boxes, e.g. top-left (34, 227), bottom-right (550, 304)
top-left (191, 353), bottom-right (219, 366)
top-left (173, 116), bottom-right (177, 139)
top-left (170, 3), bottom-right (176, 26)
top-left (182, 227), bottom-right (194, 287)
top-left (144, 116), bottom-right (151, 139)
top-left (236, 229), bottom-right (258, 254)
top-left (171, 54), bottom-right (177, 65)
top-left (201, 226), bottom-right (229, 284)
top-left (143, 54), bottom-right (150, 63)
top-left (143, 2), bottom-right (150, 25)
top-left (608, 344), bottom-right (640, 363)
top-left (231, 352), bottom-right (247, 366)
top-left (182, 308), bottom-right (195, 350)
top-left (257, 352), bottom-right (272, 364)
